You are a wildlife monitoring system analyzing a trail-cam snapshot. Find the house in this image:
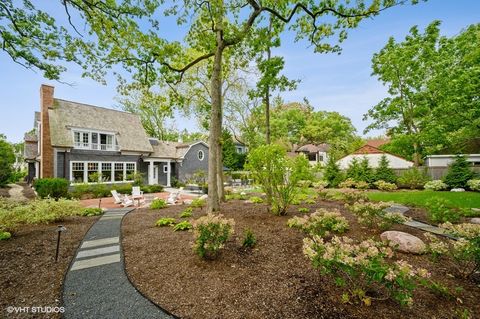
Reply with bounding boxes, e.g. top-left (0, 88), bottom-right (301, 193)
top-left (424, 154), bottom-right (480, 168)
top-left (24, 84), bottom-right (209, 186)
top-left (295, 143), bottom-right (329, 166)
top-left (337, 139), bottom-right (413, 169)
top-left (233, 138), bottom-right (248, 154)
